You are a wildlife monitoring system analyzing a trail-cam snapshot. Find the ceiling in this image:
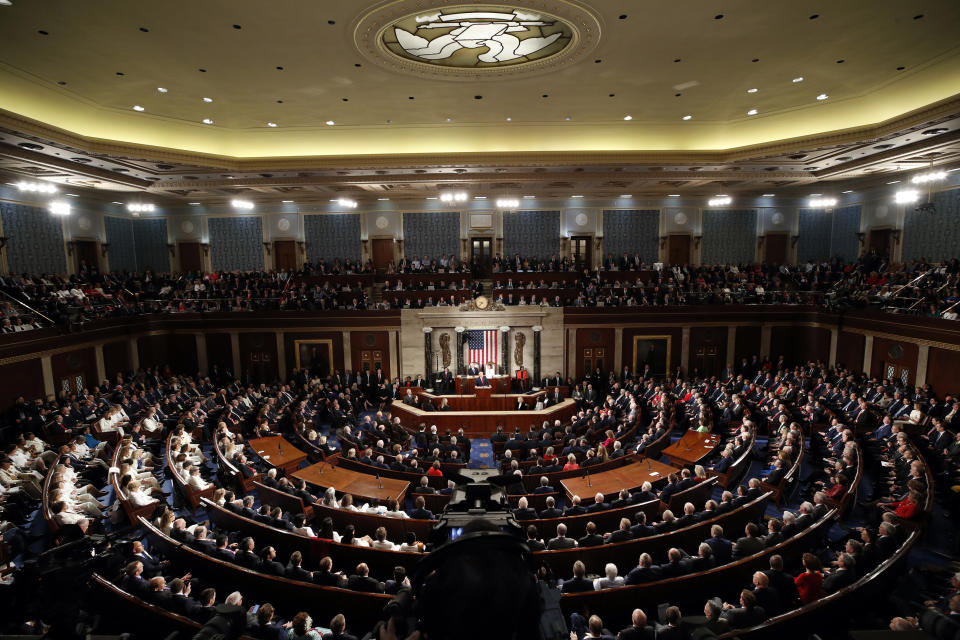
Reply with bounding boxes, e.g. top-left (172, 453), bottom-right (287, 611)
top-left (0, 0), bottom-right (959, 206)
